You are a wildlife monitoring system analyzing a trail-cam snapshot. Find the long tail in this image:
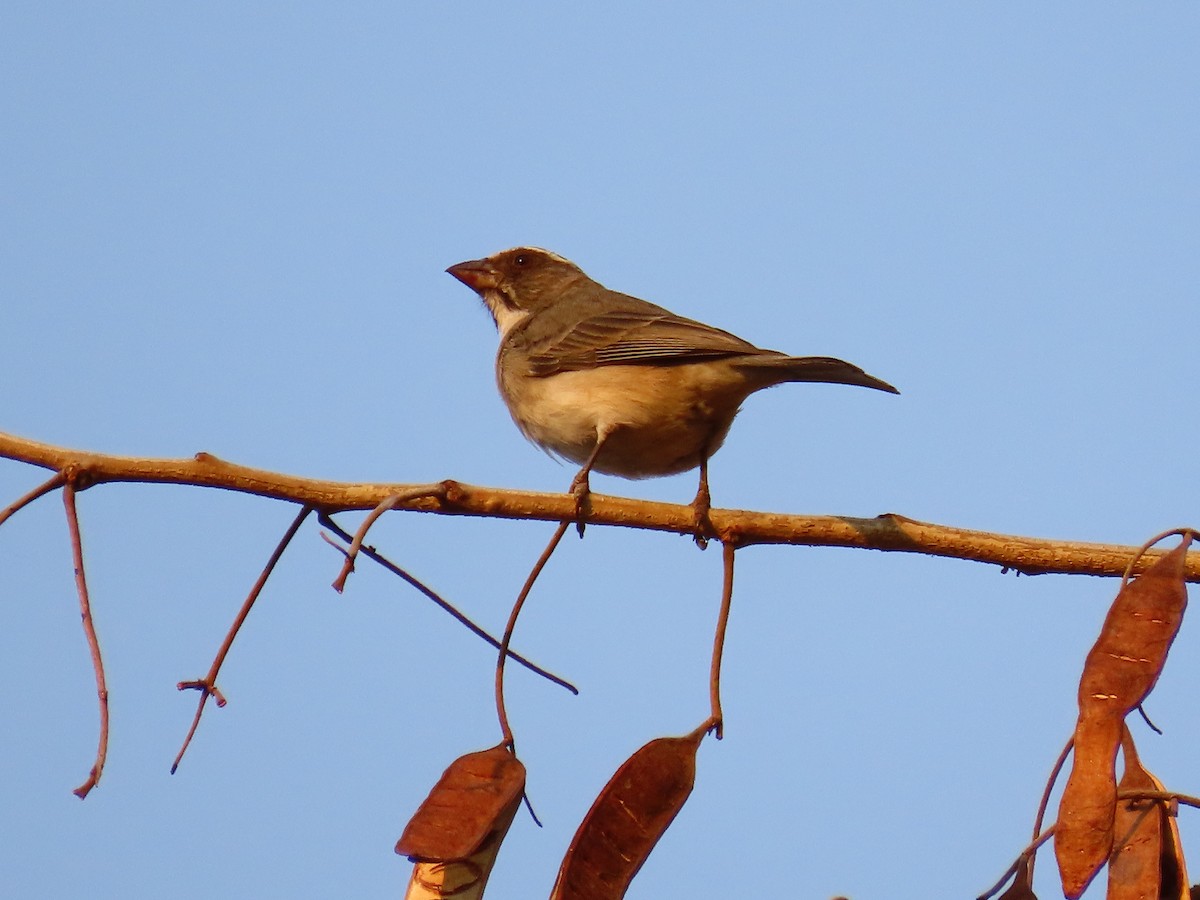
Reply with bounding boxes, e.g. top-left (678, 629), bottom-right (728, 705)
top-left (741, 355), bottom-right (899, 394)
